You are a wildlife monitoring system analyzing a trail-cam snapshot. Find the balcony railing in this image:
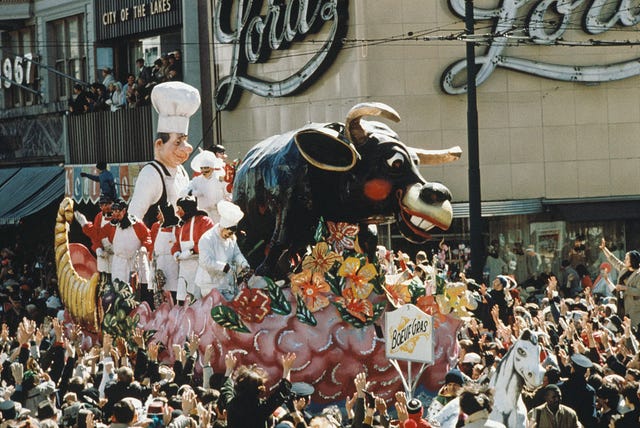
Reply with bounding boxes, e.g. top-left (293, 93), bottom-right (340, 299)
top-left (67, 106), bottom-right (154, 164)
